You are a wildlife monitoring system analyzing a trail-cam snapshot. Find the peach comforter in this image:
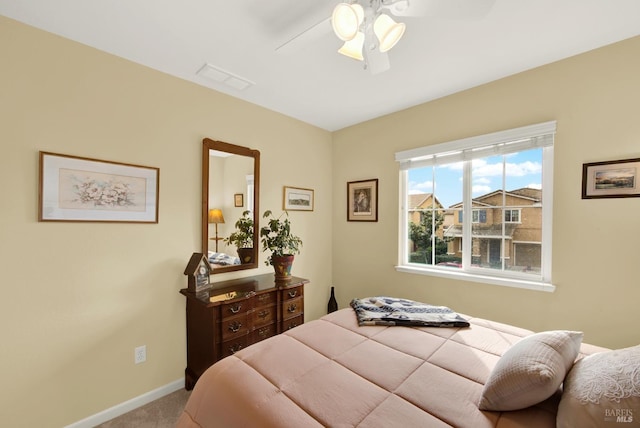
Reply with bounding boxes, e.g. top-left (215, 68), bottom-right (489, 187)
top-left (177, 308), bottom-right (604, 427)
